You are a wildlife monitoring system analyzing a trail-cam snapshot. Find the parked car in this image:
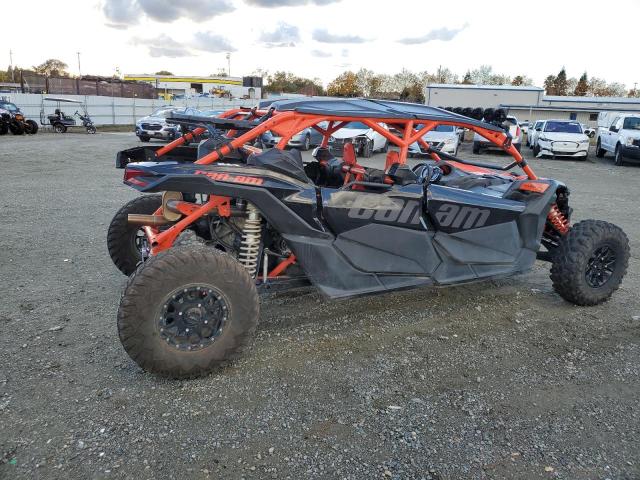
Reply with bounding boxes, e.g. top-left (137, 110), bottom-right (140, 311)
top-left (259, 124), bottom-right (325, 150)
top-left (532, 120), bottom-right (590, 159)
top-left (329, 121), bottom-right (389, 157)
top-left (135, 106), bottom-right (201, 142)
top-left (472, 115), bottom-right (522, 154)
top-left (409, 124), bottom-right (460, 157)
top-left (527, 120), bottom-right (546, 148)
top-left (519, 121), bottom-right (531, 135)
top-left (596, 113), bottom-right (640, 166)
